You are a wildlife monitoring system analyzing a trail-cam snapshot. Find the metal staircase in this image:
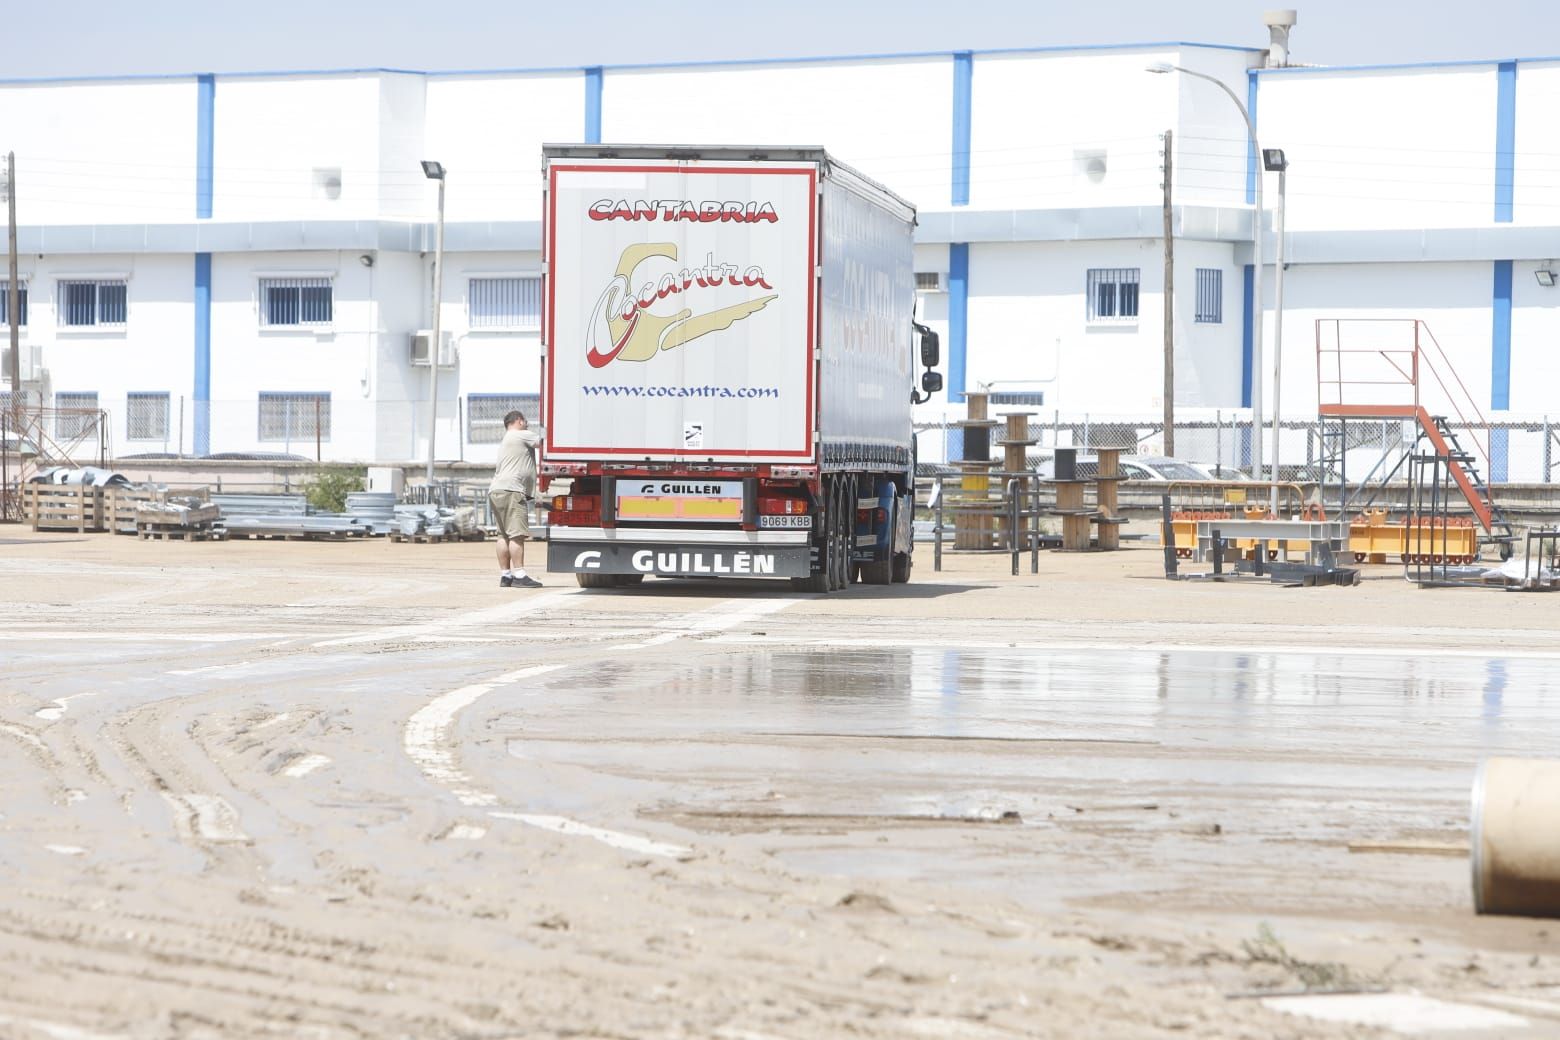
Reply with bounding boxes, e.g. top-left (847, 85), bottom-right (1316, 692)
top-left (1314, 318), bottom-right (1515, 557)
top-left (1424, 414), bottom-right (1514, 549)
